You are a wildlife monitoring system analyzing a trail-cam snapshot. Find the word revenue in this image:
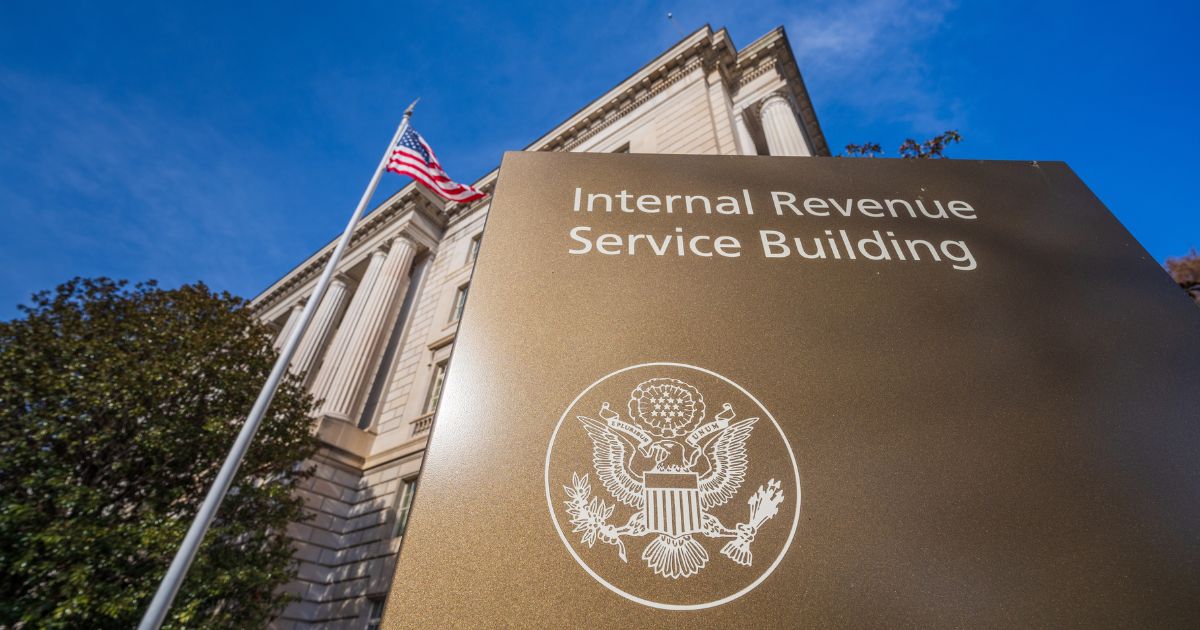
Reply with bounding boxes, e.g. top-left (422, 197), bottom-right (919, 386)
top-left (567, 226), bottom-right (978, 271)
top-left (571, 187), bottom-right (979, 221)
